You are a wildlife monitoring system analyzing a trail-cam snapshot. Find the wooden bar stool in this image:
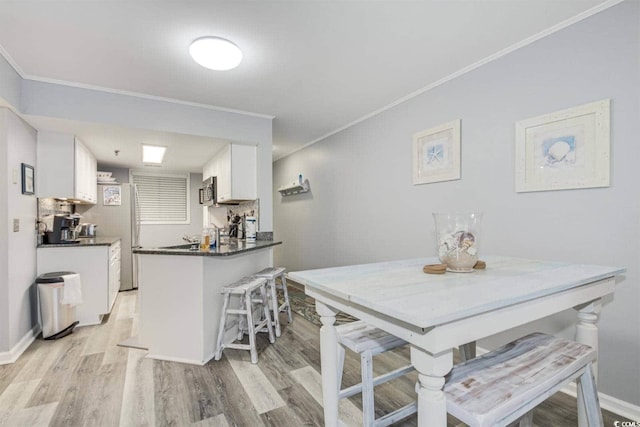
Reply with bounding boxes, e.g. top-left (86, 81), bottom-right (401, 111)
top-left (214, 276), bottom-right (275, 364)
top-left (253, 267), bottom-right (292, 337)
top-left (336, 321), bottom-right (476, 427)
top-left (444, 332), bottom-right (603, 427)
